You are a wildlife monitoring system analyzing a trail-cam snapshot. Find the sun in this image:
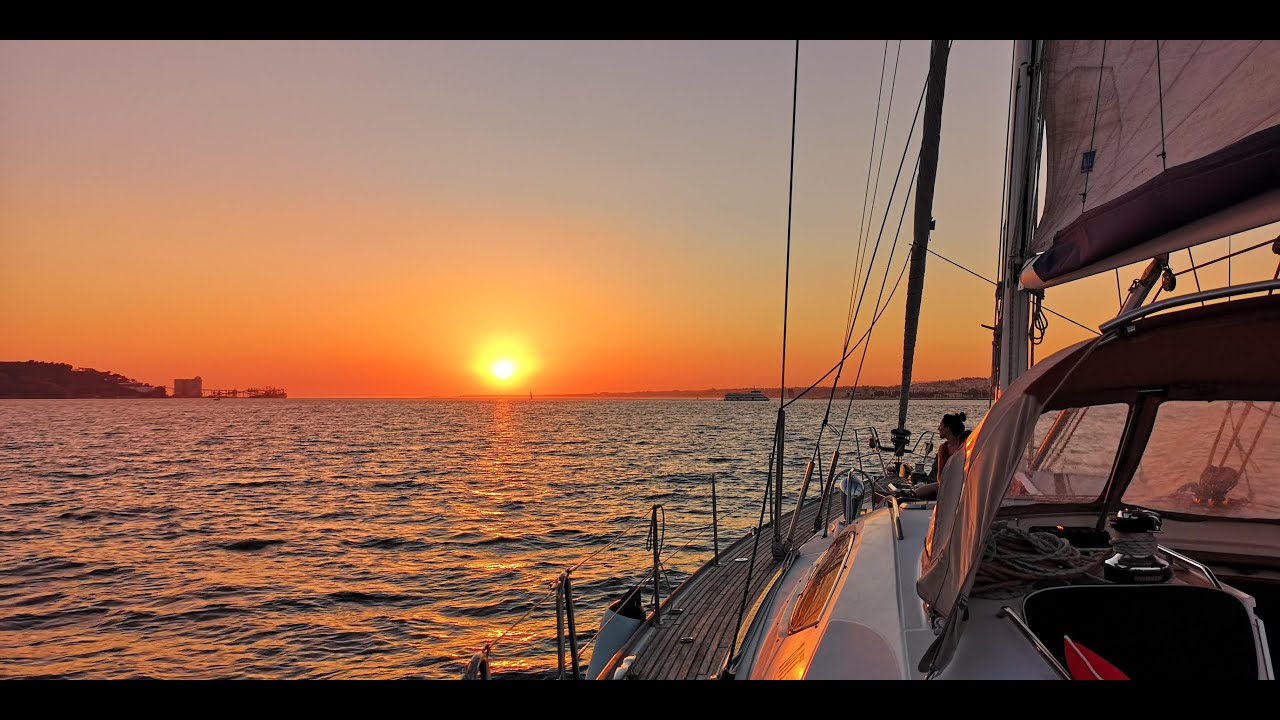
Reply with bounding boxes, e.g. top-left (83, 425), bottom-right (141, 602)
top-left (474, 337), bottom-right (535, 389)
top-left (490, 358), bottom-right (517, 381)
